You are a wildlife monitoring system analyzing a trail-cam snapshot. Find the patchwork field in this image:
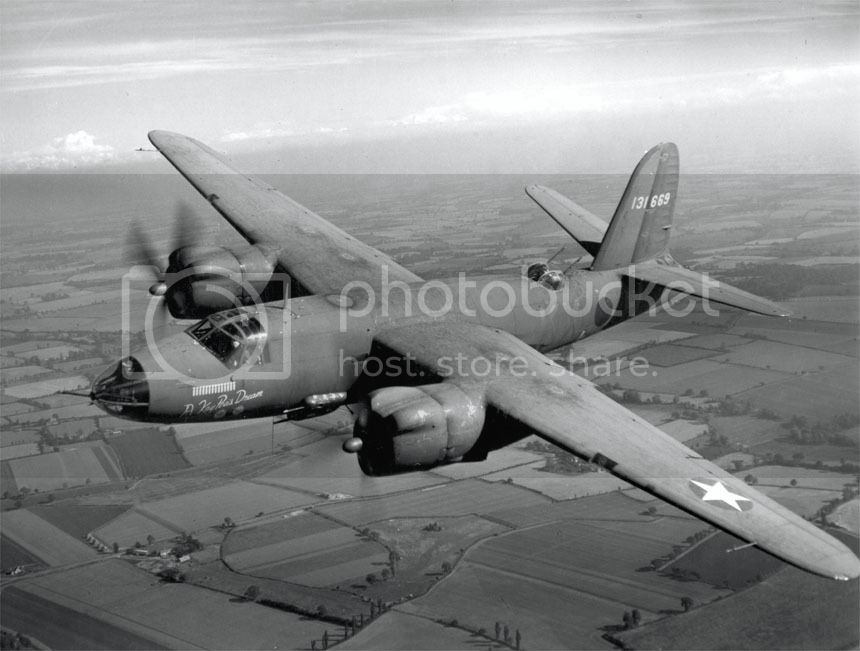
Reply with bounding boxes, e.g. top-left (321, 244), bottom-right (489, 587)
top-left (675, 333), bottom-right (752, 350)
top-left (2, 509), bottom-right (96, 565)
top-left (737, 362), bottom-right (860, 420)
top-left (338, 610), bottom-right (488, 650)
top-left (27, 503), bottom-right (129, 540)
top-left (707, 415), bottom-right (784, 448)
top-left (748, 440), bottom-right (859, 466)
top-left (259, 436), bottom-right (448, 498)
top-left (615, 564), bottom-right (859, 651)
top-left (399, 510), bottom-right (731, 651)
top-left (223, 513), bottom-right (391, 588)
top-left (107, 428), bottom-right (189, 477)
top-left (1, 534), bottom-right (45, 570)
top-left (15, 560), bottom-right (330, 650)
top-left (637, 343), bottom-right (718, 366)
top-left (428, 446), bottom-right (543, 480)
top-left (93, 508), bottom-right (180, 547)
top-left (483, 465), bottom-right (630, 500)
top-left (783, 296), bottom-right (859, 324)
top-left (6, 442), bottom-right (122, 492)
top-left (717, 340), bottom-right (852, 373)
top-left (1, 586), bottom-right (170, 651)
top-left (138, 481), bottom-right (317, 532)
top-left (317, 478), bottom-right (549, 527)
top-left (606, 359), bottom-right (787, 397)
top-left (2, 375), bottom-right (89, 399)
